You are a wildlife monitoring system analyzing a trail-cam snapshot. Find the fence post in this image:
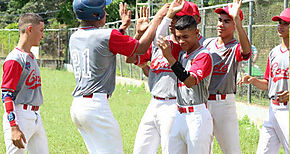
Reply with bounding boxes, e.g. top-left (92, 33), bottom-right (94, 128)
top-left (57, 30), bottom-right (61, 69)
top-left (130, 63), bottom-right (132, 78)
top-left (201, 0), bottom-right (206, 37)
top-left (284, 0), bottom-right (288, 9)
top-left (247, 1), bottom-right (253, 103)
top-left (8, 31), bottom-right (11, 51)
top-left (119, 55), bottom-right (123, 77)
